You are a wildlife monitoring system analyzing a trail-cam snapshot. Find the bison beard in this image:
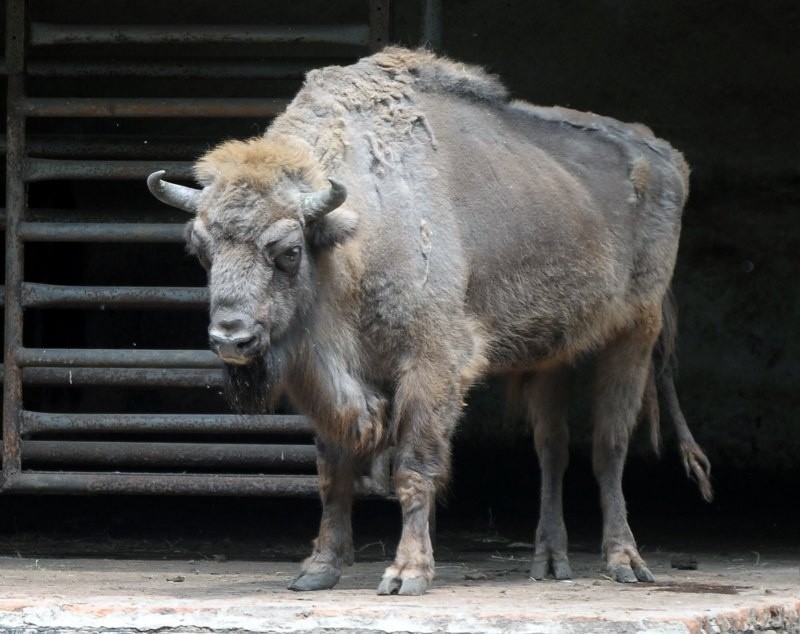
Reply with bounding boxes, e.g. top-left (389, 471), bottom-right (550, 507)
top-left (222, 352), bottom-right (283, 415)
